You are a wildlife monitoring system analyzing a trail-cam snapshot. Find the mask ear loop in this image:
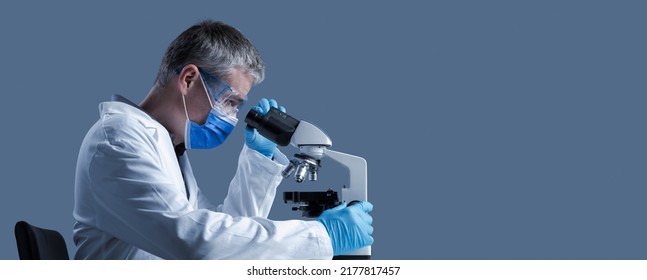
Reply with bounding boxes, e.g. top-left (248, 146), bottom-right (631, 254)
top-left (181, 94), bottom-right (190, 120)
top-left (181, 73), bottom-right (213, 121)
top-left (199, 74), bottom-right (216, 109)
top-left (176, 65), bottom-right (192, 121)
top-left (181, 93), bottom-right (191, 149)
